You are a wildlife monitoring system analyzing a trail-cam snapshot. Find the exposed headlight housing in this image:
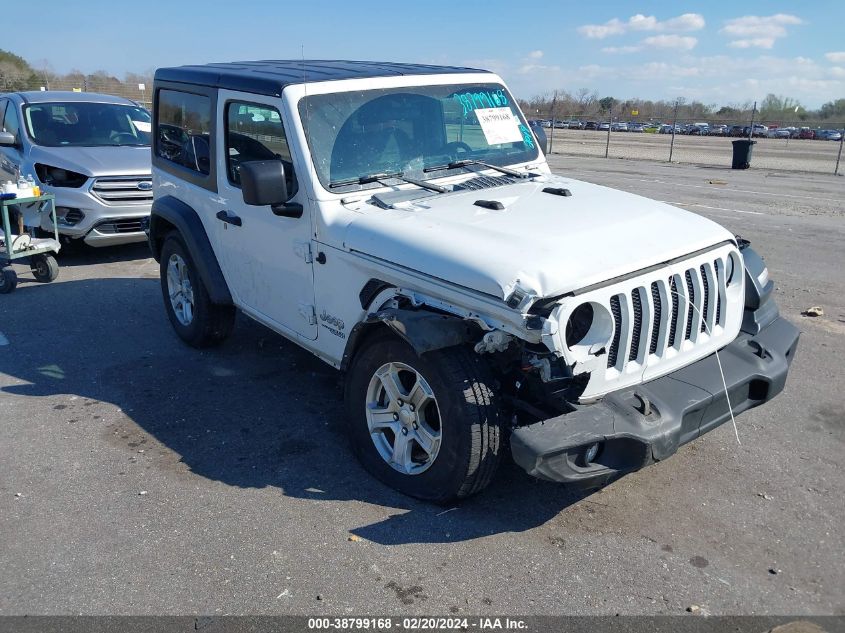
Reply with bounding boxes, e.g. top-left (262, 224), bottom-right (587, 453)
top-left (564, 301), bottom-right (614, 362)
top-left (565, 302), bottom-right (594, 347)
top-left (34, 164), bottom-right (88, 188)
